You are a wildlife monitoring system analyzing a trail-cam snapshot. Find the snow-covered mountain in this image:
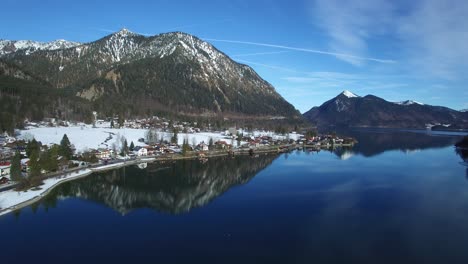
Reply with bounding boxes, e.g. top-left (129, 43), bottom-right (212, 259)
top-left (0, 29), bottom-right (302, 125)
top-left (303, 91), bottom-right (468, 129)
top-left (0, 39), bottom-right (80, 56)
